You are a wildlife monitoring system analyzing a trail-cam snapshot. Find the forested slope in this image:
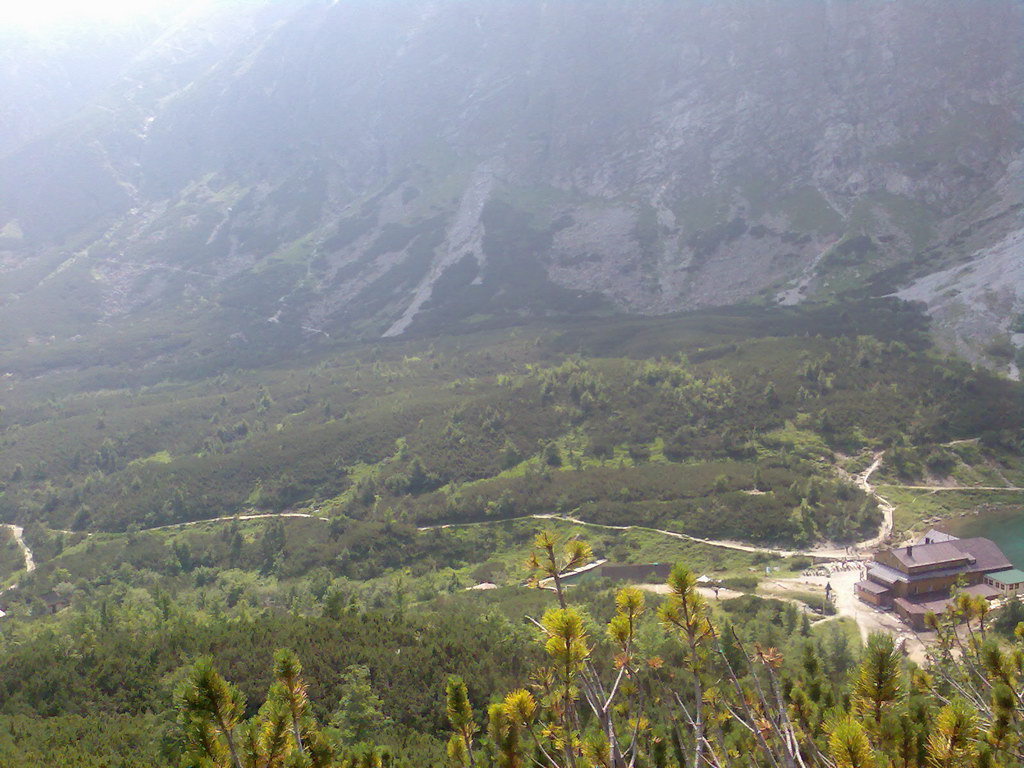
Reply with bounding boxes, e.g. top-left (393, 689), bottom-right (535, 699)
top-left (1, 303), bottom-right (1020, 548)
